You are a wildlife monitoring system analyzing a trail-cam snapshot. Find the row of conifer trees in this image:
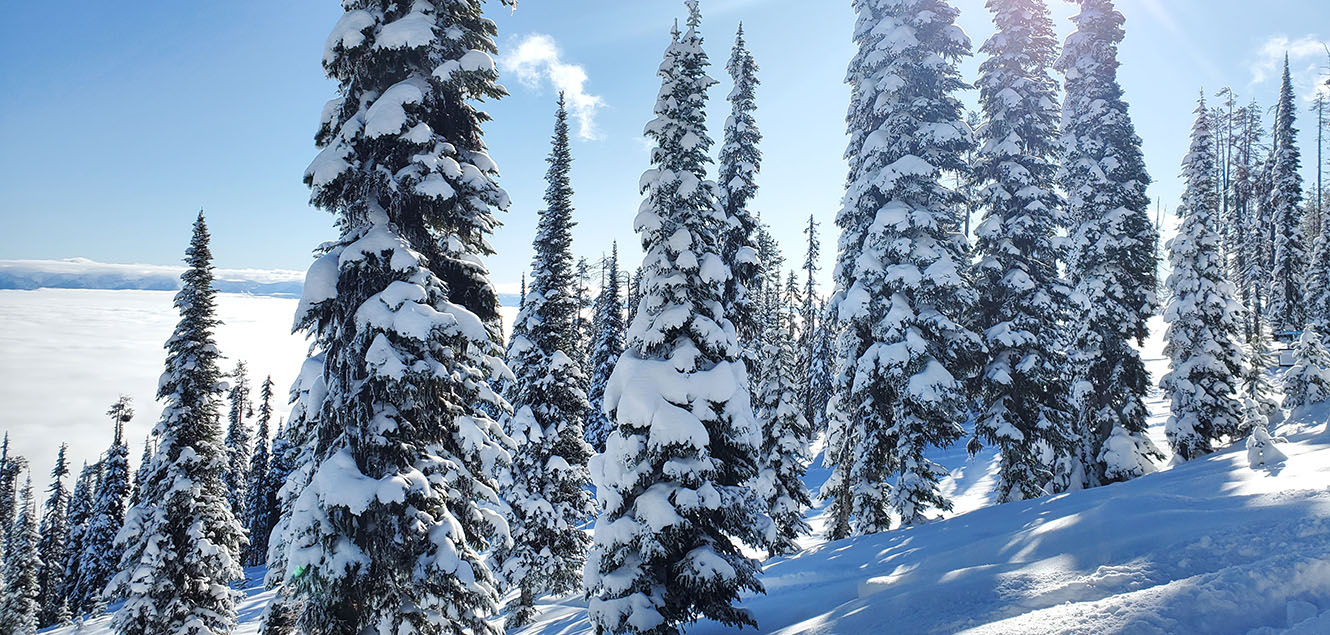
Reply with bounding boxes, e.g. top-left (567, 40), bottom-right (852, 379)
top-left (1, 0), bottom-right (1328, 634)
